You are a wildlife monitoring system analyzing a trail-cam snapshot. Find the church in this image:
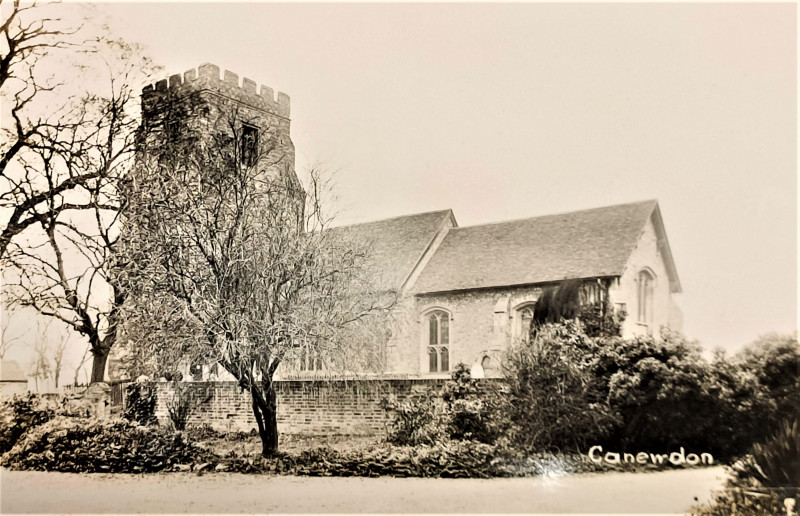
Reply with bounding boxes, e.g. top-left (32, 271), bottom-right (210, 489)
top-left (130, 63), bottom-right (683, 382)
top-left (327, 199), bottom-right (682, 378)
